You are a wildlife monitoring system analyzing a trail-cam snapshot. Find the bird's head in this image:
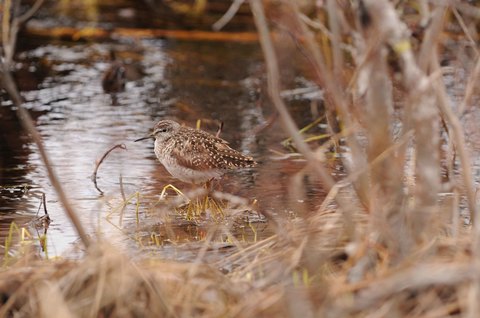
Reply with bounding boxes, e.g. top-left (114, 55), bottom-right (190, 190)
top-left (134, 120), bottom-right (180, 143)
